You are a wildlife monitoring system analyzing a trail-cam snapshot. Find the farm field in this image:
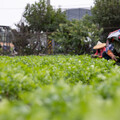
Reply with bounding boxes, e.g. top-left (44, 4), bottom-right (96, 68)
top-left (0, 55), bottom-right (120, 120)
